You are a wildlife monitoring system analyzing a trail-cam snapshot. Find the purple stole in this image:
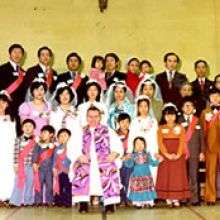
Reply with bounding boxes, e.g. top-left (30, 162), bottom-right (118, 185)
top-left (72, 124), bottom-right (120, 203)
